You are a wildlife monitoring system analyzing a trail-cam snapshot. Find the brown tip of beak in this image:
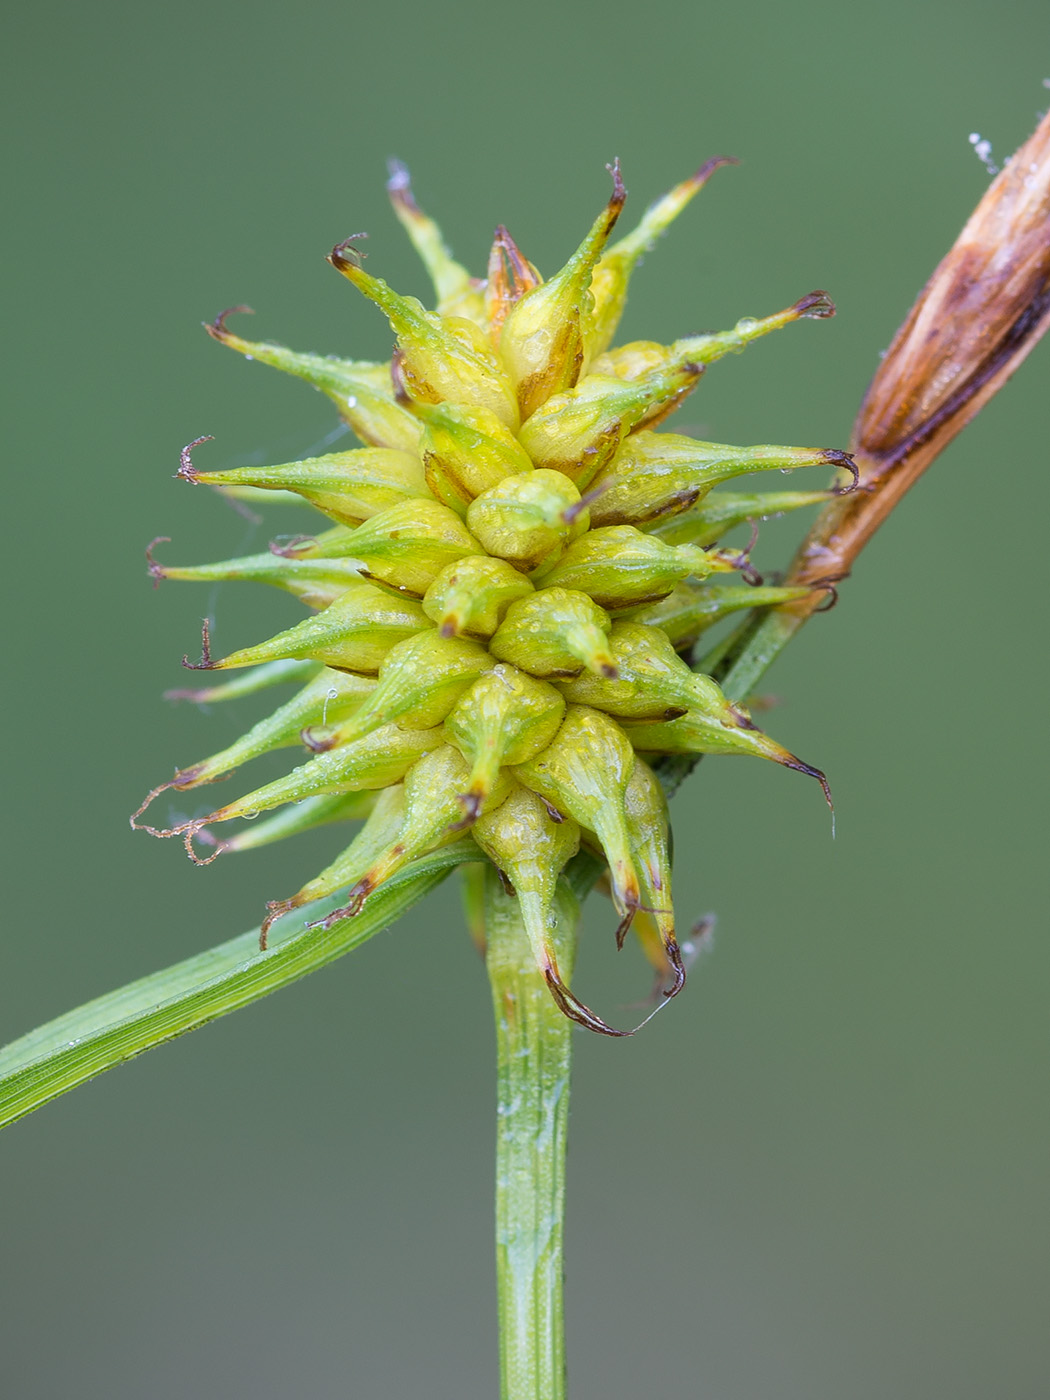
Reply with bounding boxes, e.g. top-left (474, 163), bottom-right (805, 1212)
top-left (726, 542), bottom-right (763, 586)
top-left (129, 777), bottom-right (180, 832)
top-left (490, 225), bottom-right (539, 292)
top-left (690, 154), bottom-right (740, 186)
top-left (389, 347), bottom-right (413, 406)
top-left (656, 930), bottom-right (687, 998)
top-left (811, 573), bottom-right (849, 612)
top-left (170, 762), bottom-right (209, 791)
top-left (163, 686), bottom-right (210, 702)
top-left (268, 533), bottom-right (316, 558)
top-left (259, 897), bottom-right (299, 951)
top-left (604, 157), bottom-right (627, 223)
top-left (543, 966), bottom-right (633, 1038)
top-left (176, 435), bottom-right (214, 483)
top-left (385, 159), bottom-right (418, 212)
top-left (561, 482), bottom-right (607, 525)
top-left (181, 617), bottom-right (214, 670)
top-left (182, 823), bottom-right (223, 866)
top-left (328, 232), bottom-right (369, 273)
top-left (448, 791), bottom-right (482, 832)
top-left (823, 449), bottom-right (860, 494)
top-left (781, 756), bottom-right (834, 810)
top-left (145, 536), bottom-right (170, 586)
top-left (613, 892), bottom-right (641, 950)
top-left (307, 875), bottom-right (375, 931)
top-left (300, 726), bottom-right (336, 754)
top-left (204, 306), bottom-right (253, 342)
top-left (792, 290), bottom-right (836, 320)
